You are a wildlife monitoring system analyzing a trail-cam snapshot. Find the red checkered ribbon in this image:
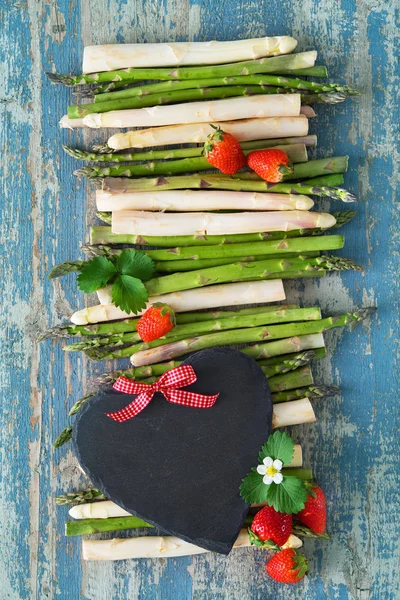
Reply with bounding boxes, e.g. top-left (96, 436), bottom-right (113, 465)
top-left (106, 364), bottom-right (219, 422)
